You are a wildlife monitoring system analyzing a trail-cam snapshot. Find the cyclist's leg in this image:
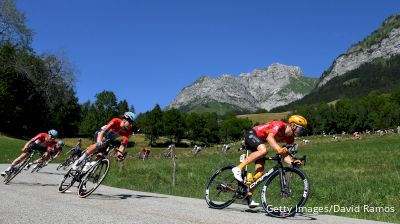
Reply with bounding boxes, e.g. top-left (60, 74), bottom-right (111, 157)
top-left (11, 152), bottom-right (29, 167)
top-left (238, 144), bottom-right (268, 170)
top-left (72, 143), bottom-right (97, 168)
top-left (246, 159), bottom-right (265, 207)
top-left (232, 130), bottom-right (267, 182)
